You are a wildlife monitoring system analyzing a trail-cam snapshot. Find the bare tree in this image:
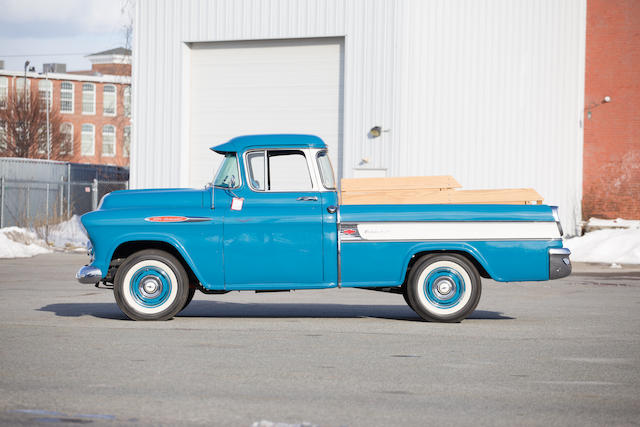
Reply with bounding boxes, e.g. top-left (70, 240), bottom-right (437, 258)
top-left (121, 0), bottom-right (135, 50)
top-left (0, 89), bottom-right (78, 161)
